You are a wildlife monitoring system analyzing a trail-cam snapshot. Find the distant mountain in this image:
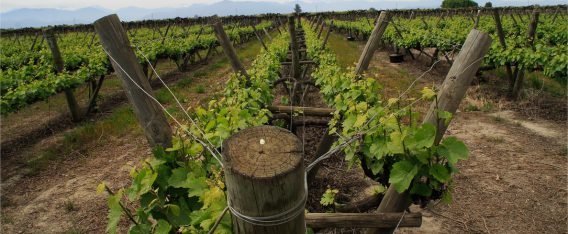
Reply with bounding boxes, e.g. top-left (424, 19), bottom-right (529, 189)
top-left (0, 7), bottom-right (110, 28)
top-left (0, 0), bottom-right (561, 29)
